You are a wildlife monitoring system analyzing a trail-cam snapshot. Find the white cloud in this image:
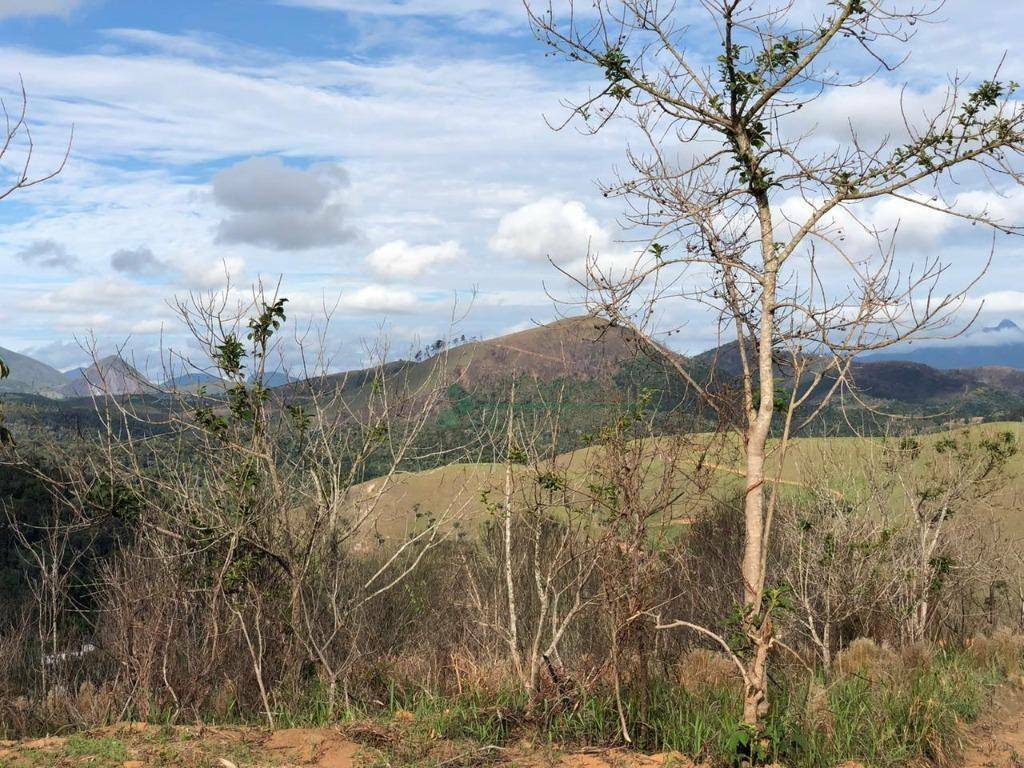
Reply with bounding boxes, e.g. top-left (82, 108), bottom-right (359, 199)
top-left (275, 0), bottom-right (583, 32)
top-left (0, 0), bottom-right (85, 20)
top-left (490, 198), bottom-right (610, 263)
top-left (279, 0), bottom-right (519, 15)
top-left (338, 284), bottom-right (420, 313)
top-left (366, 239), bottom-right (462, 280)
top-left (794, 81), bottom-right (949, 147)
top-left (963, 291), bottom-right (1024, 316)
top-left (102, 29), bottom-right (227, 60)
top-left (11, 276), bottom-right (171, 334)
top-left (178, 256), bottom-right (247, 290)
top-left (953, 188), bottom-right (1024, 227)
